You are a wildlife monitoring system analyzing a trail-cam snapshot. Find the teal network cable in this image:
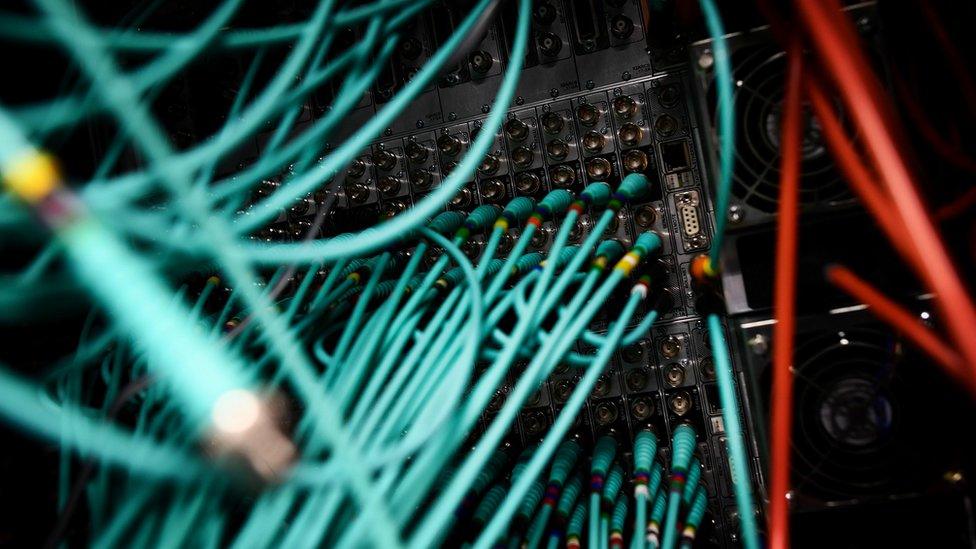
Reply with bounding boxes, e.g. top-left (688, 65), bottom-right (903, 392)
top-left (661, 424), bottom-right (697, 549)
top-left (707, 314), bottom-right (760, 549)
